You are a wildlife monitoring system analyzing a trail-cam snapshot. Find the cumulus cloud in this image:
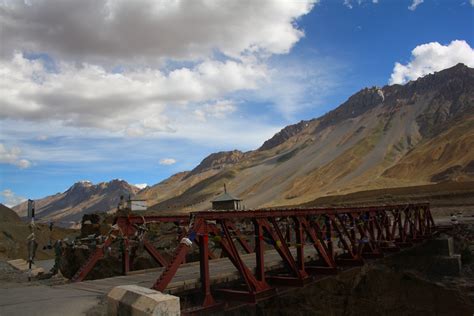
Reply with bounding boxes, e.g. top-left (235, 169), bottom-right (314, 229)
top-left (0, 0), bottom-right (315, 63)
top-left (0, 0), bottom-right (318, 166)
top-left (0, 0), bottom-right (316, 136)
top-left (159, 158), bottom-right (176, 165)
top-left (0, 189), bottom-right (27, 207)
top-left (0, 53), bottom-right (266, 135)
top-left (0, 143), bottom-right (32, 169)
top-left (390, 40), bottom-right (474, 85)
top-left (408, 0), bottom-right (423, 11)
